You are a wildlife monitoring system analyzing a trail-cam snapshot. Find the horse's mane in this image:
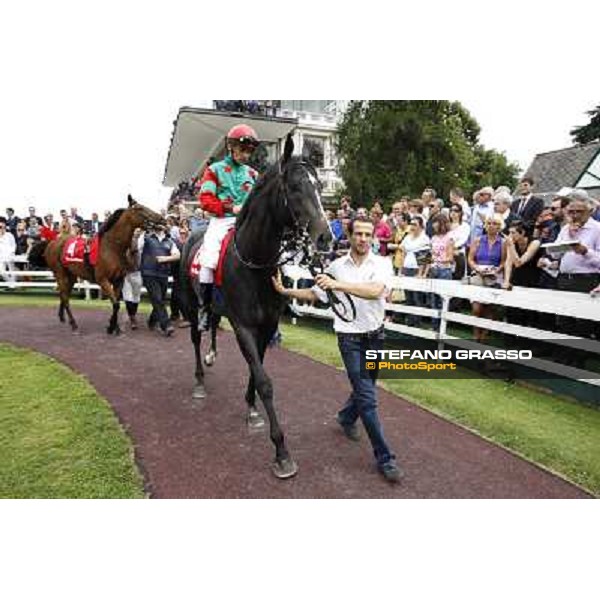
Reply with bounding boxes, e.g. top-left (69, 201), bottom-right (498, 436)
top-left (236, 164), bottom-right (276, 228)
top-left (98, 208), bottom-right (126, 239)
top-left (236, 157), bottom-right (319, 230)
